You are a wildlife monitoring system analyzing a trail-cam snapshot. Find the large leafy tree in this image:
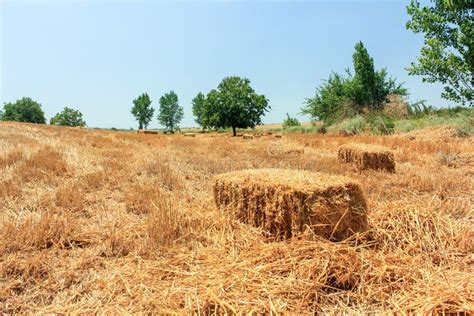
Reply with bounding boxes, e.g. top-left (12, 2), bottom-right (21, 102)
top-left (50, 107), bottom-right (86, 127)
top-left (202, 76), bottom-right (270, 136)
top-left (406, 0), bottom-right (473, 106)
top-left (191, 92), bottom-right (207, 129)
top-left (158, 90), bottom-right (184, 133)
top-left (131, 93), bottom-right (154, 129)
top-left (1, 97), bottom-right (46, 124)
